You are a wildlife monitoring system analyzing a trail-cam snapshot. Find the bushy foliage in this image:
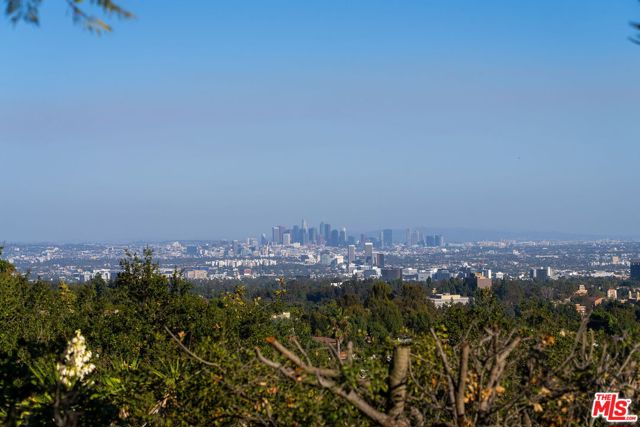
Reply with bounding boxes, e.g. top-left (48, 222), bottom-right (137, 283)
top-left (1, 250), bottom-right (640, 426)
